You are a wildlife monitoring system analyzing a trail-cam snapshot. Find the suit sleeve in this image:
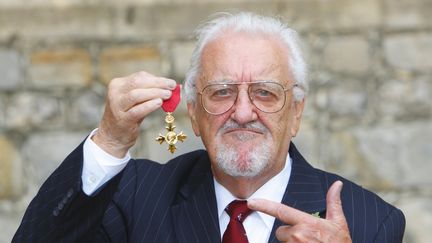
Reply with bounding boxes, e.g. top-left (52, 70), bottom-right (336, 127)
top-left (13, 142), bottom-right (125, 243)
top-left (373, 207), bottom-right (406, 243)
